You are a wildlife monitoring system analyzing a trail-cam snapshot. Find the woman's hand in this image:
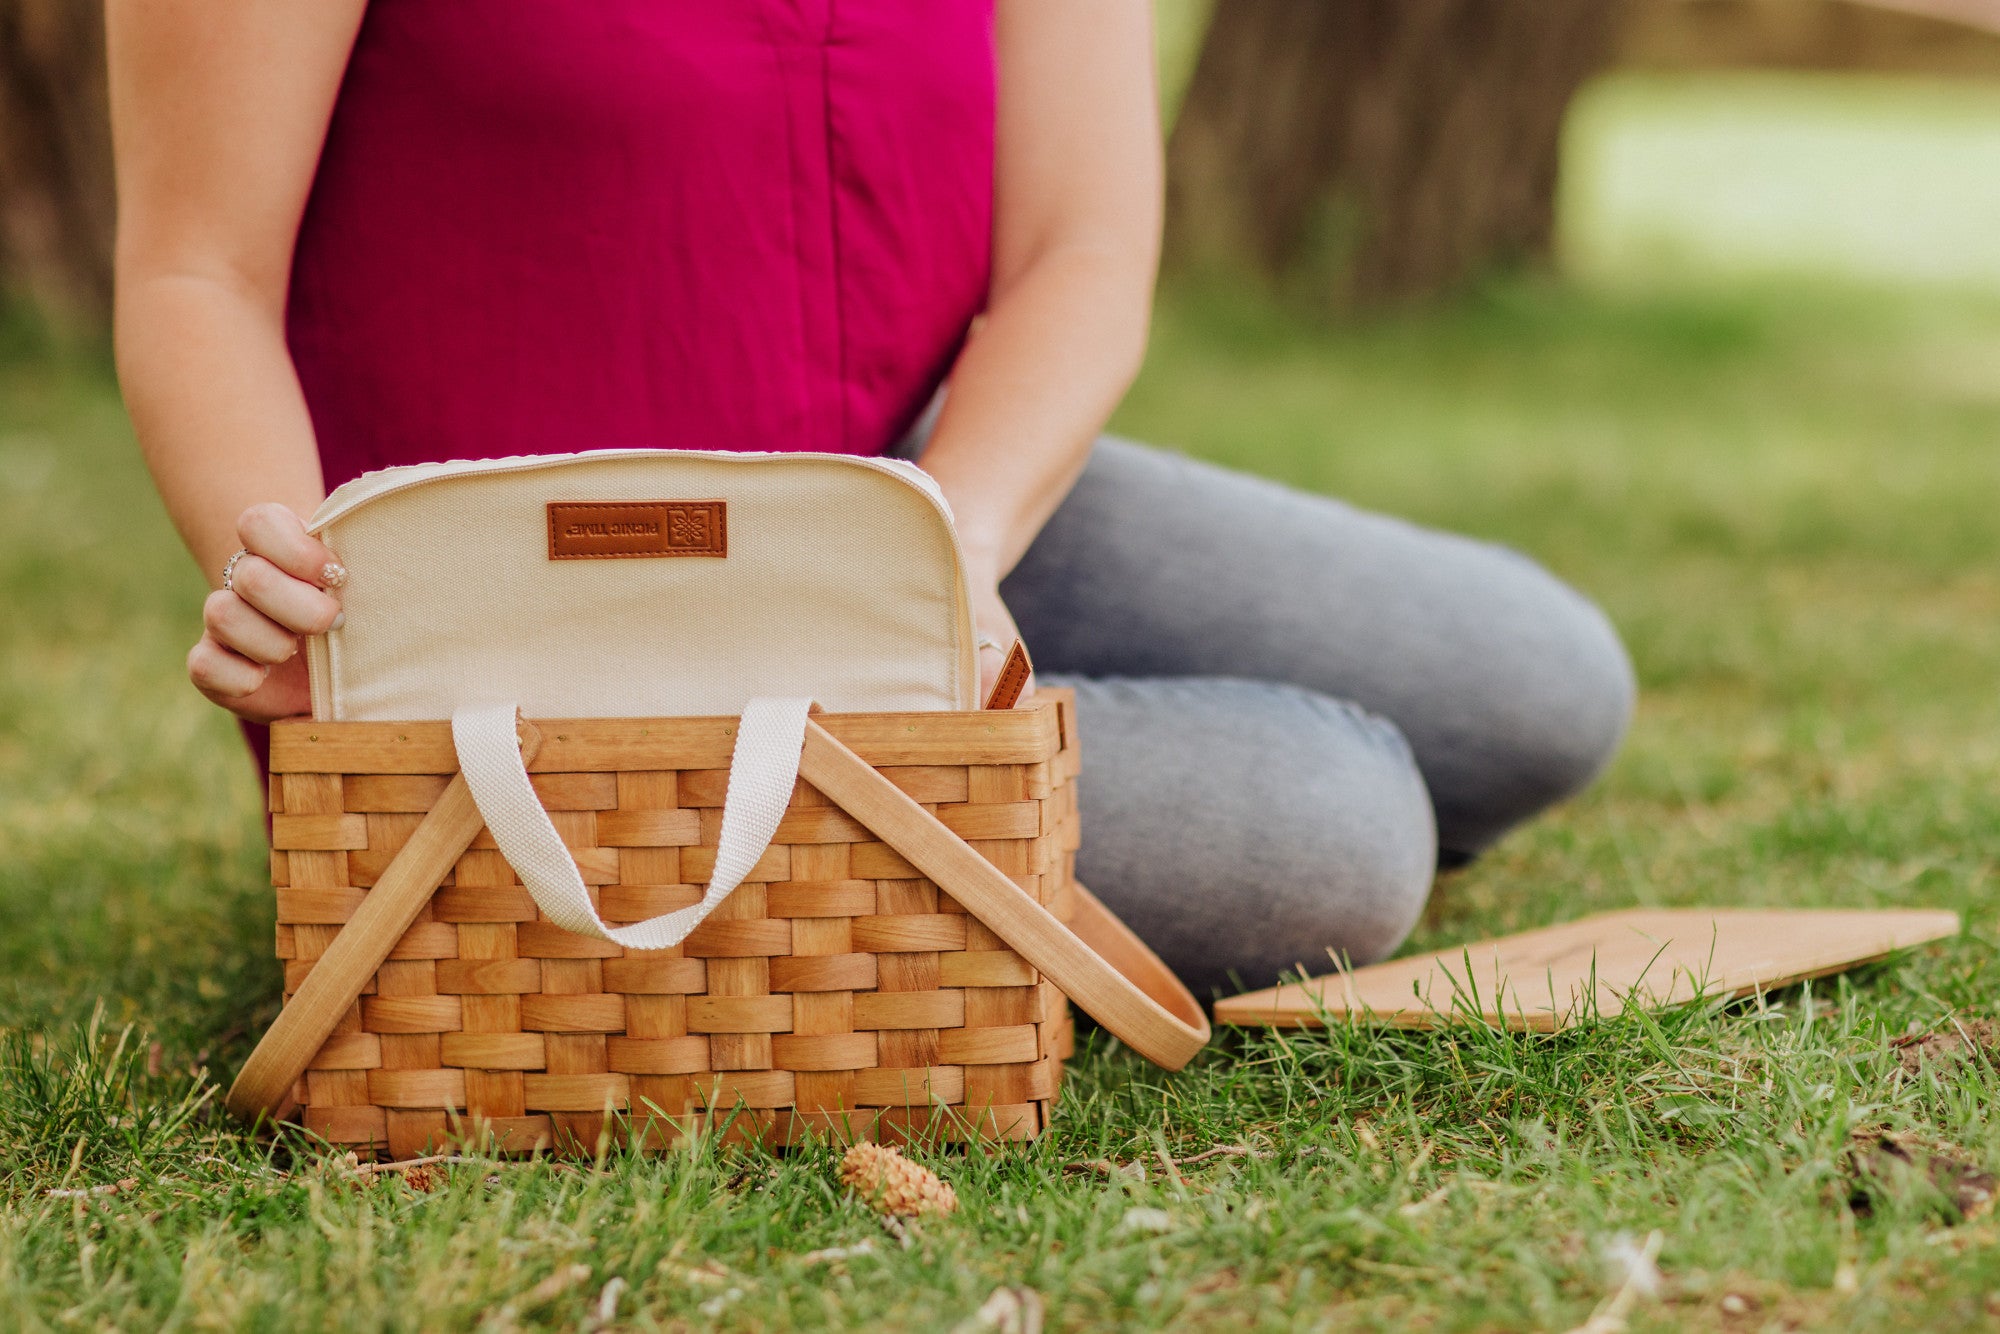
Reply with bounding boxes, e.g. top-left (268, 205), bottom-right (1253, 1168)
top-left (188, 503), bottom-right (345, 723)
top-left (968, 570), bottom-right (1036, 704)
